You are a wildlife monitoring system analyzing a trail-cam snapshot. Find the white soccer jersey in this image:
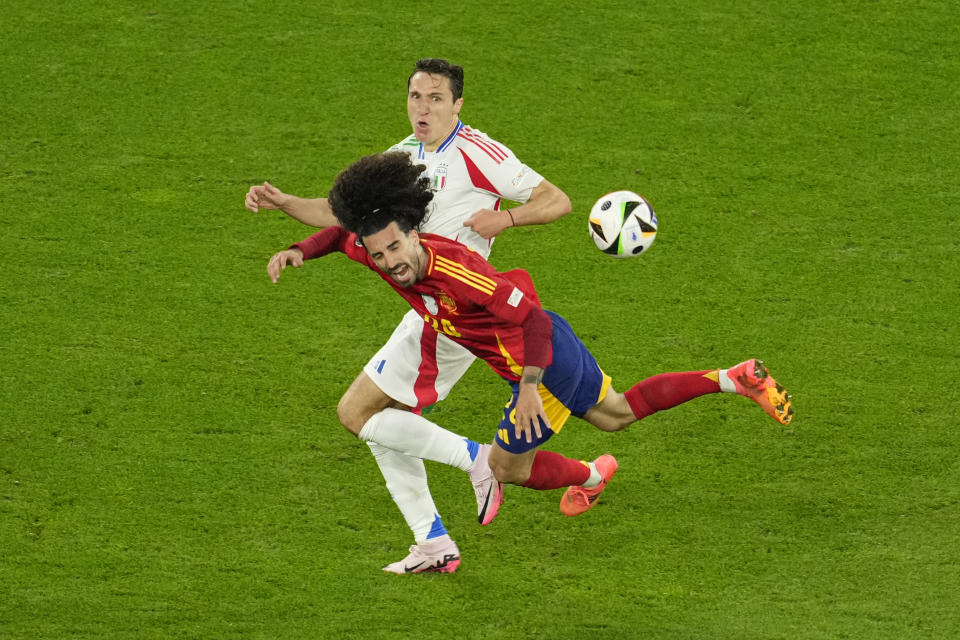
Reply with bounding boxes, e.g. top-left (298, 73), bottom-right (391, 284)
top-left (387, 120), bottom-right (544, 258)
